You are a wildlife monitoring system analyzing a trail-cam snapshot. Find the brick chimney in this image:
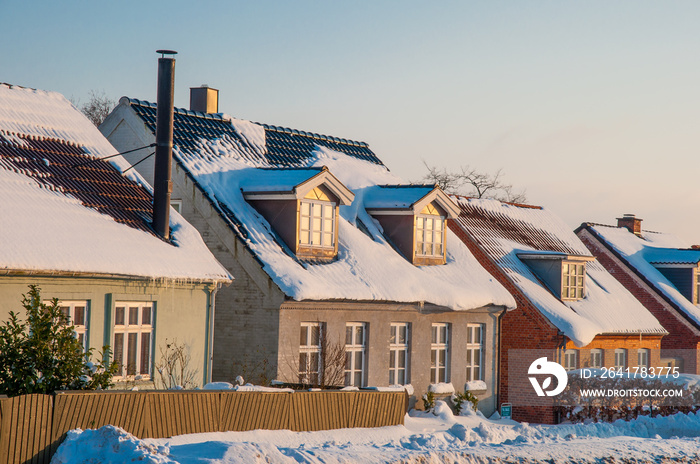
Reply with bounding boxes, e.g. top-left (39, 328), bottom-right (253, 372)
top-left (617, 214), bottom-right (642, 236)
top-left (190, 85), bottom-right (219, 113)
